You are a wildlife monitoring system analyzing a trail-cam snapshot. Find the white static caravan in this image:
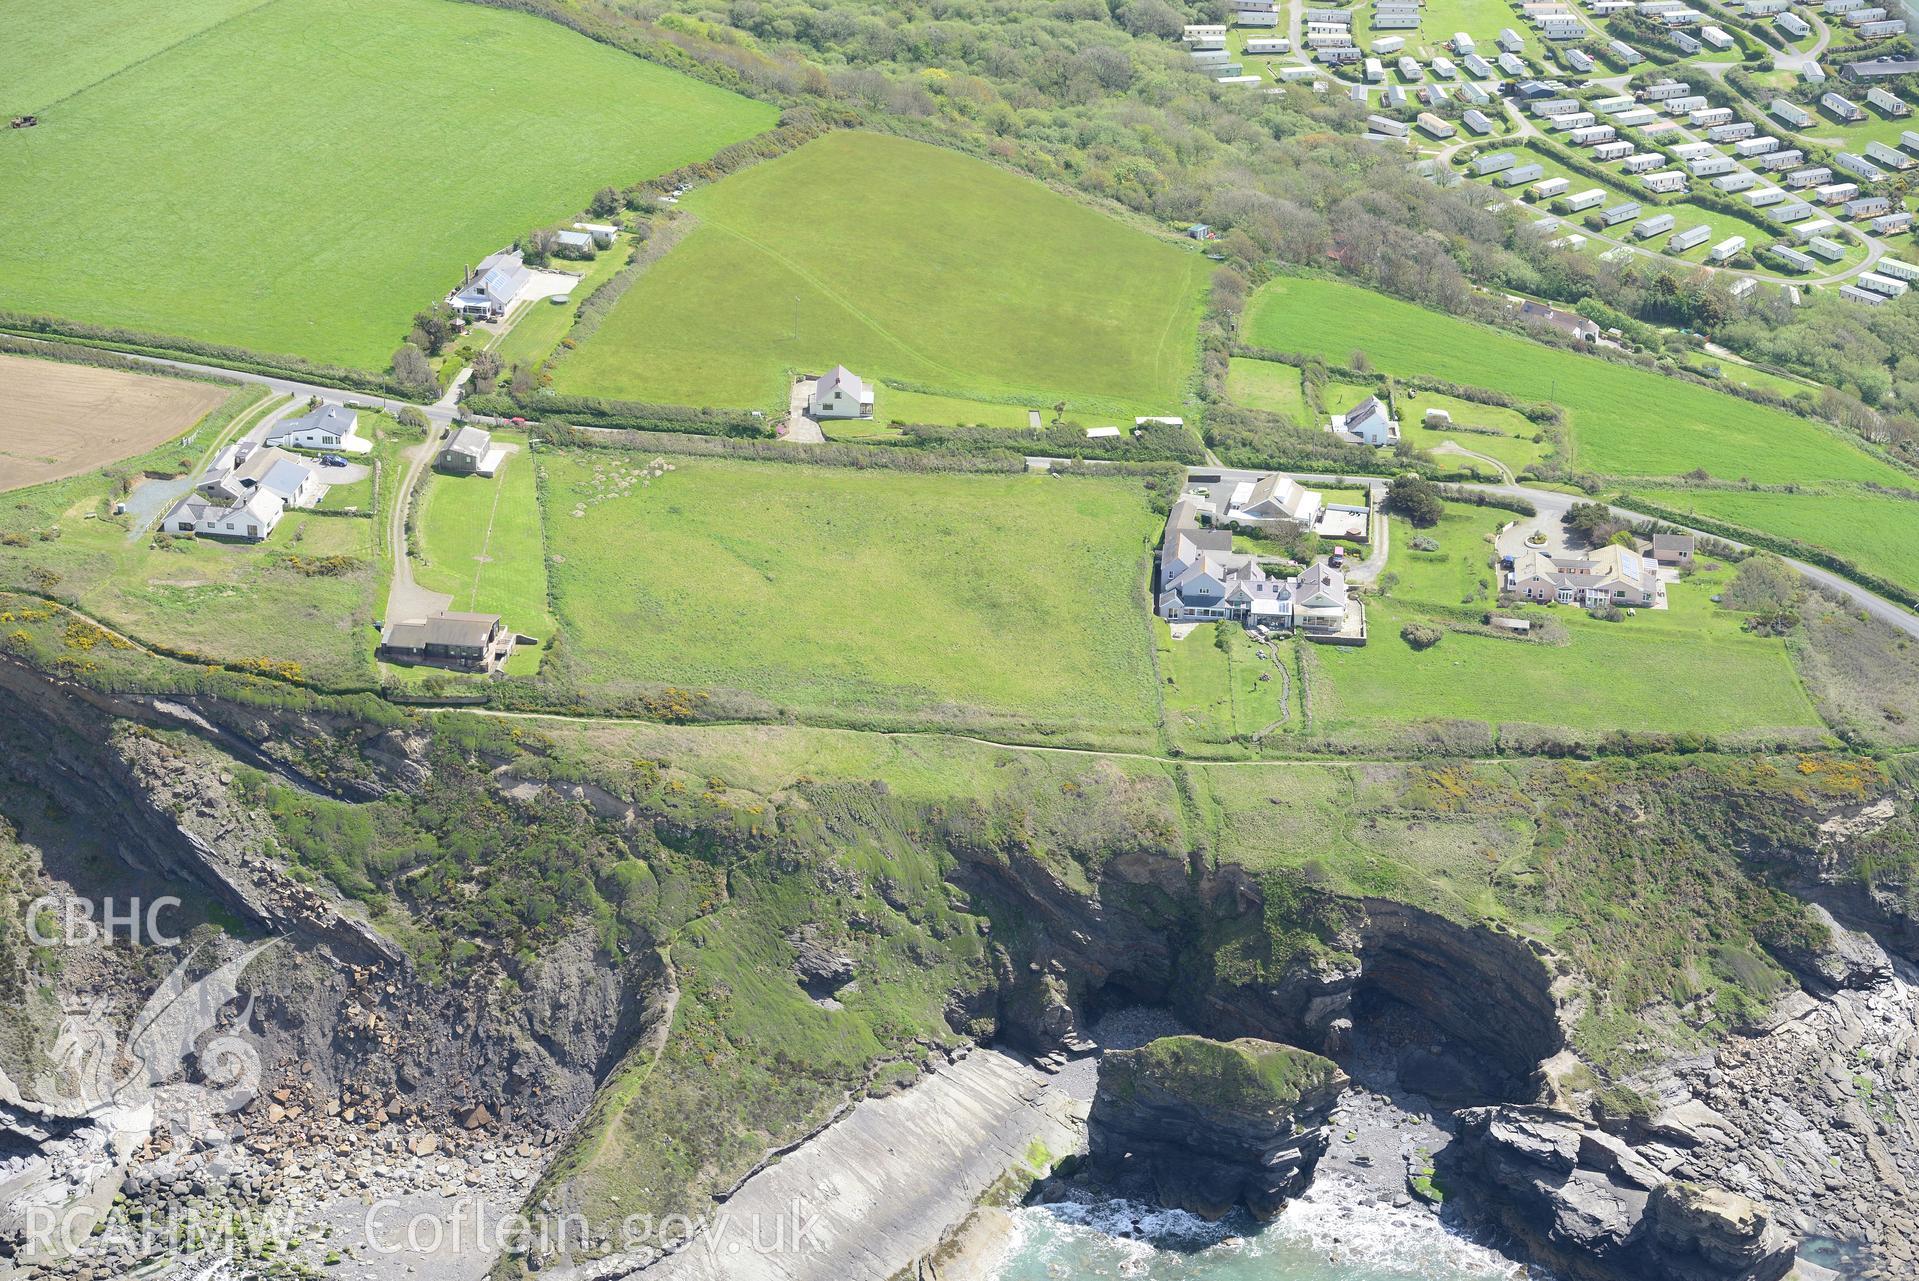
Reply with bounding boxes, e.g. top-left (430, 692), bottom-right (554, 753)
top-left (1770, 244), bottom-right (1818, 271)
top-left (1708, 122), bottom-right (1757, 143)
top-left (1367, 113), bottom-right (1410, 137)
top-left (1643, 80), bottom-right (1693, 100)
top-left (1760, 149), bottom-right (1805, 170)
top-left (1464, 108), bottom-right (1497, 134)
top-left (1713, 171), bottom-right (1758, 193)
top-left (1665, 95), bottom-right (1710, 114)
top-left (1688, 155), bottom-right (1736, 177)
top-left (1873, 211), bottom-right (1915, 235)
top-left (1701, 24), bottom-right (1735, 48)
top-left (1417, 112), bottom-right (1456, 138)
top-left (1773, 200), bottom-right (1816, 221)
top-left (1433, 56), bottom-right (1459, 79)
top-left (1806, 236), bottom-right (1847, 261)
top-left (1453, 31), bottom-right (1477, 53)
top-left (1499, 26), bottom-right (1526, 51)
top-left (1366, 57), bottom-right (1387, 82)
top-left (1473, 150), bottom-right (1518, 175)
top-left (1374, 7), bottom-right (1421, 25)
top-left (1858, 19), bottom-right (1908, 37)
top-left (1876, 257), bottom-right (1919, 282)
top-left (1571, 124), bottom-right (1618, 145)
top-left (1372, 35), bottom-right (1407, 54)
top-left (1623, 152), bottom-right (1664, 174)
top-left (1614, 107), bottom-right (1659, 127)
top-left (1770, 98), bottom-right (1813, 128)
top-left (1814, 181), bottom-right (1861, 203)
top-left (1786, 165), bottom-right (1833, 187)
top-left (1643, 170), bottom-right (1689, 193)
top-left (1602, 200), bottom-right (1643, 225)
top-left (1706, 235), bottom-right (1747, 263)
top-left (1399, 55), bottom-right (1423, 78)
top-left (1564, 187), bottom-right (1607, 211)
top-left (1595, 95), bottom-right (1638, 115)
top-left (1864, 139), bottom-right (1915, 169)
top-left (1746, 186), bottom-right (1788, 206)
top-left (1790, 217), bottom-right (1835, 240)
top-left (1499, 51), bottom-right (1528, 75)
top-left (1834, 151), bottom-right (1886, 181)
top-left (1840, 285), bottom-right (1889, 305)
top-left (1669, 223), bottom-right (1712, 250)
top-left (1904, 129), bottom-right (1919, 152)
top-left (1245, 36), bottom-right (1292, 53)
top-left (1690, 106), bottom-right (1734, 127)
top-left (1498, 162), bottom-right (1547, 186)
top-left (1635, 212), bottom-right (1678, 237)
top-left (1866, 87), bottom-right (1910, 117)
top-left (1778, 11), bottom-right (1812, 36)
top-left (1533, 176), bottom-right (1572, 198)
top-left (1182, 23), bottom-right (1228, 48)
top-left (1671, 141), bottom-right (1717, 161)
top-left (1593, 140), bottom-right (1636, 161)
top-left (1735, 136), bottom-right (1781, 158)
